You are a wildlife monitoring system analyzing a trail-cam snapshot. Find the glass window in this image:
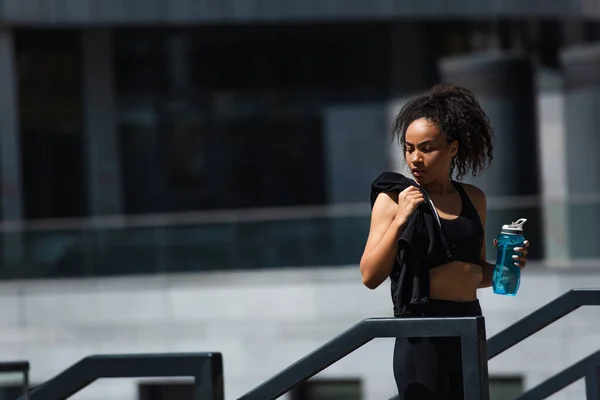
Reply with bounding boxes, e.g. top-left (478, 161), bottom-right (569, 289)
top-left (490, 376), bottom-right (523, 400)
top-left (0, 213), bottom-right (370, 279)
top-left (114, 24), bottom-right (389, 215)
top-left (15, 29), bottom-right (85, 219)
top-left (291, 379), bottom-right (362, 400)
